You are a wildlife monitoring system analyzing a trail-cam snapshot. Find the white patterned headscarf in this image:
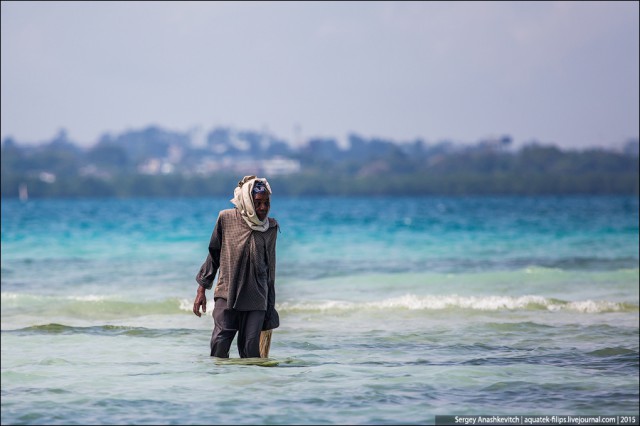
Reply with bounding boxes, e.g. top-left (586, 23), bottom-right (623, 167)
top-left (230, 175), bottom-right (272, 232)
